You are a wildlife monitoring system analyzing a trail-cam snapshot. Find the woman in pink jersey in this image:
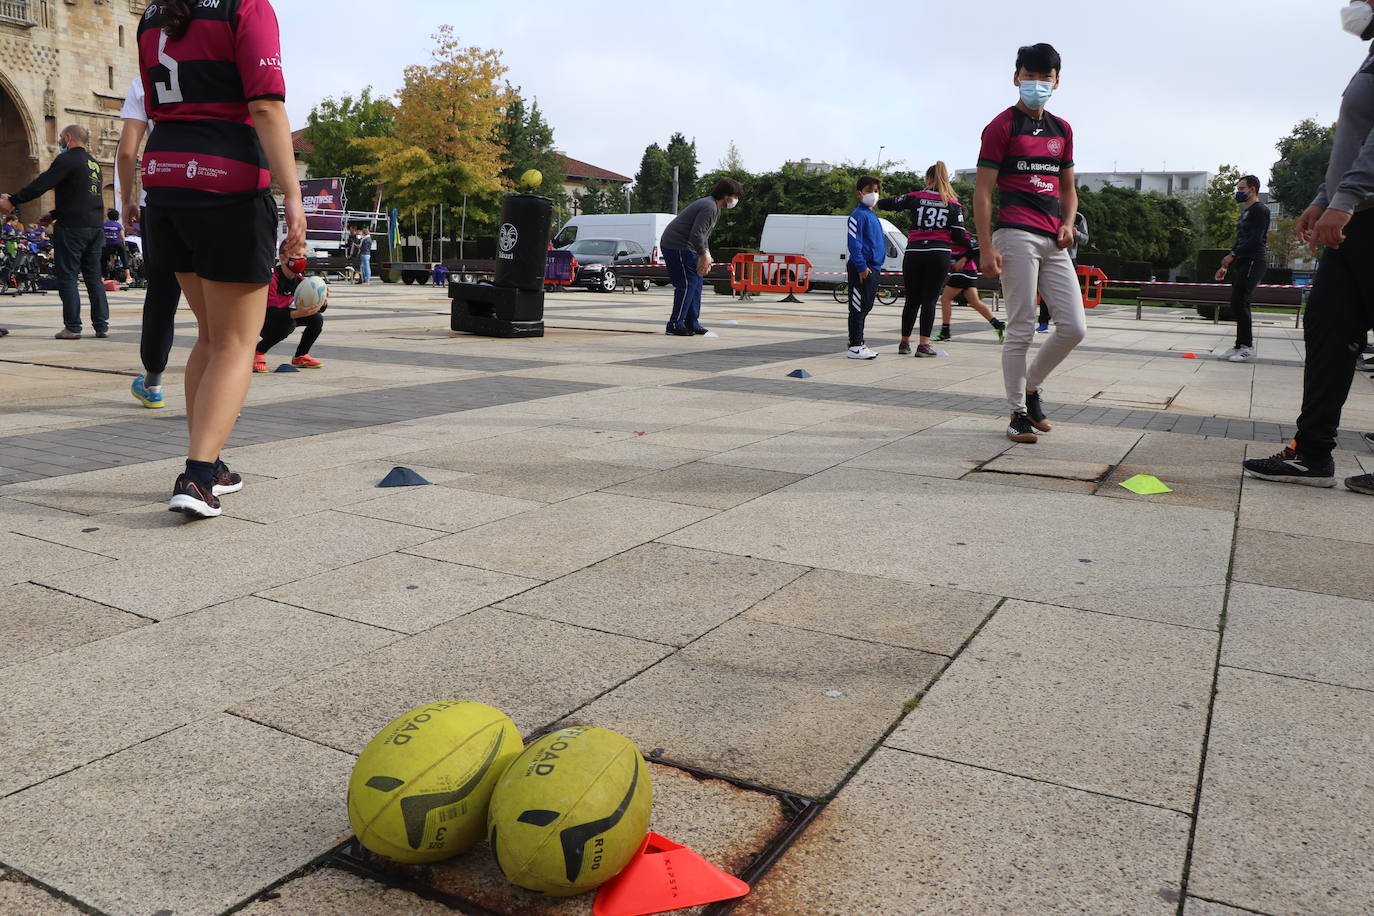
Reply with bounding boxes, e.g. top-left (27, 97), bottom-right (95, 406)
top-left (878, 162), bottom-right (971, 357)
top-left (138, 0), bottom-right (305, 518)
